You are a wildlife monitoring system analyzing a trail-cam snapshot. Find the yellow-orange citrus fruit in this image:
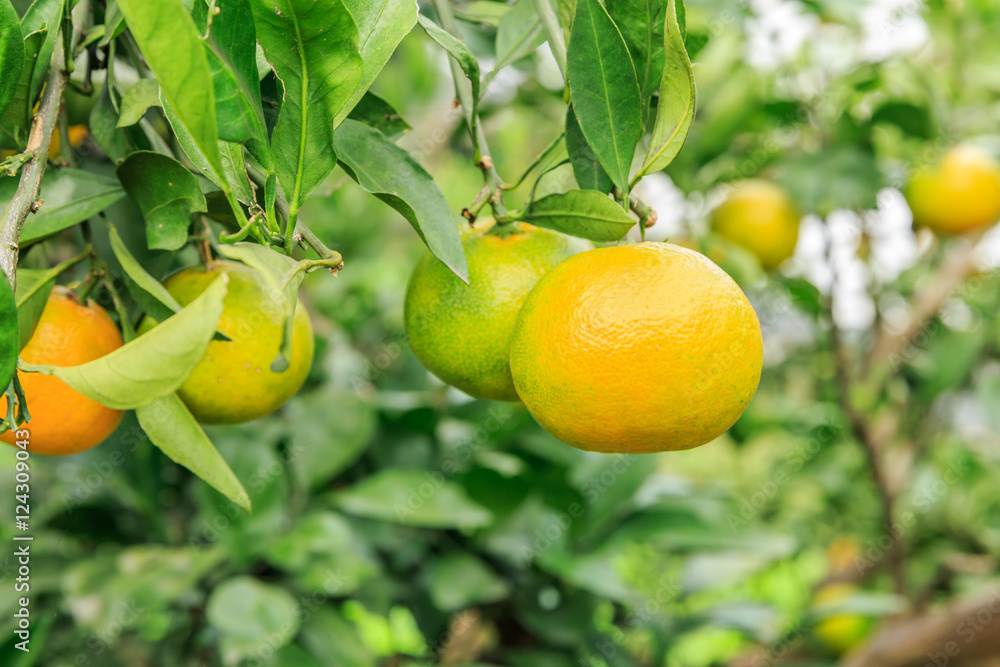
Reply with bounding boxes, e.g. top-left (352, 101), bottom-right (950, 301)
top-left (1, 287), bottom-right (123, 455)
top-left (711, 180), bottom-right (800, 270)
top-left (47, 125), bottom-right (90, 160)
top-left (509, 242), bottom-right (762, 453)
top-left (906, 144), bottom-right (1000, 235)
top-left (404, 224), bottom-right (590, 401)
top-left (139, 261), bottom-right (314, 423)
top-left (812, 583), bottom-right (874, 655)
